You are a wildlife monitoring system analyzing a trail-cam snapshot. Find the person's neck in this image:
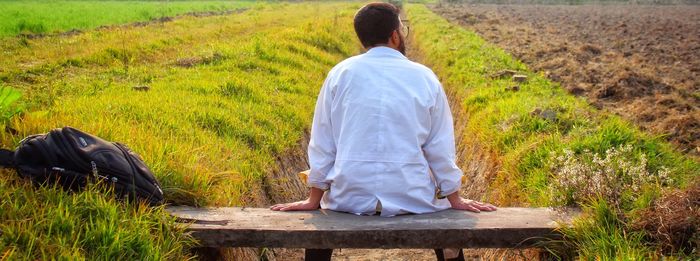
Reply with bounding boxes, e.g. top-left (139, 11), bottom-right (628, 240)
top-left (369, 44), bottom-right (399, 52)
